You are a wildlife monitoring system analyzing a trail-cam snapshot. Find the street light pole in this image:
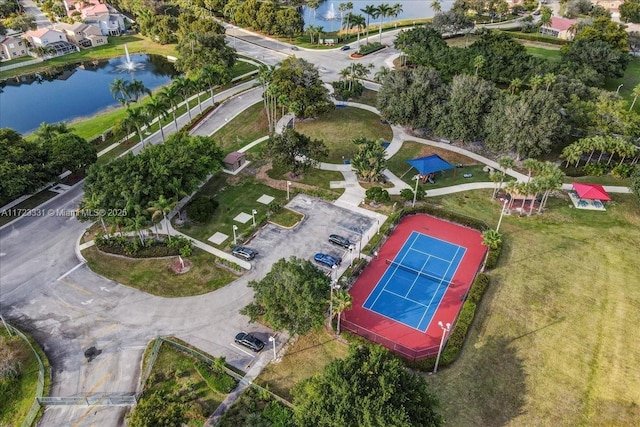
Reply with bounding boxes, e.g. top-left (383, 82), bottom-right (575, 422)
top-left (268, 336), bottom-right (277, 360)
top-left (376, 215), bottom-right (380, 234)
top-left (616, 83), bottom-right (624, 94)
top-left (496, 200), bottom-right (507, 232)
top-left (433, 321), bottom-right (451, 374)
top-left (251, 209), bottom-right (257, 227)
top-left (286, 181), bottom-right (291, 200)
top-left (412, 175), bottom-right (420, 207)
top-left (232, 225), bottom-right (238, 245)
